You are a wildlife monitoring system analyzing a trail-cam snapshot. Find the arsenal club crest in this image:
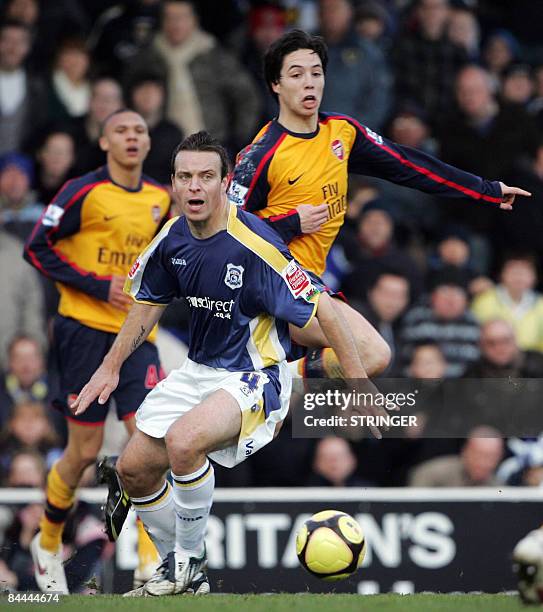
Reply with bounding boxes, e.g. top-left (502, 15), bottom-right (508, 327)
top-left (151, 205), bottom-right (161, 223)
top-left (331, 139), bottom-right (344, 160)
top-left (224, 263), bottom-right (244, 289)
